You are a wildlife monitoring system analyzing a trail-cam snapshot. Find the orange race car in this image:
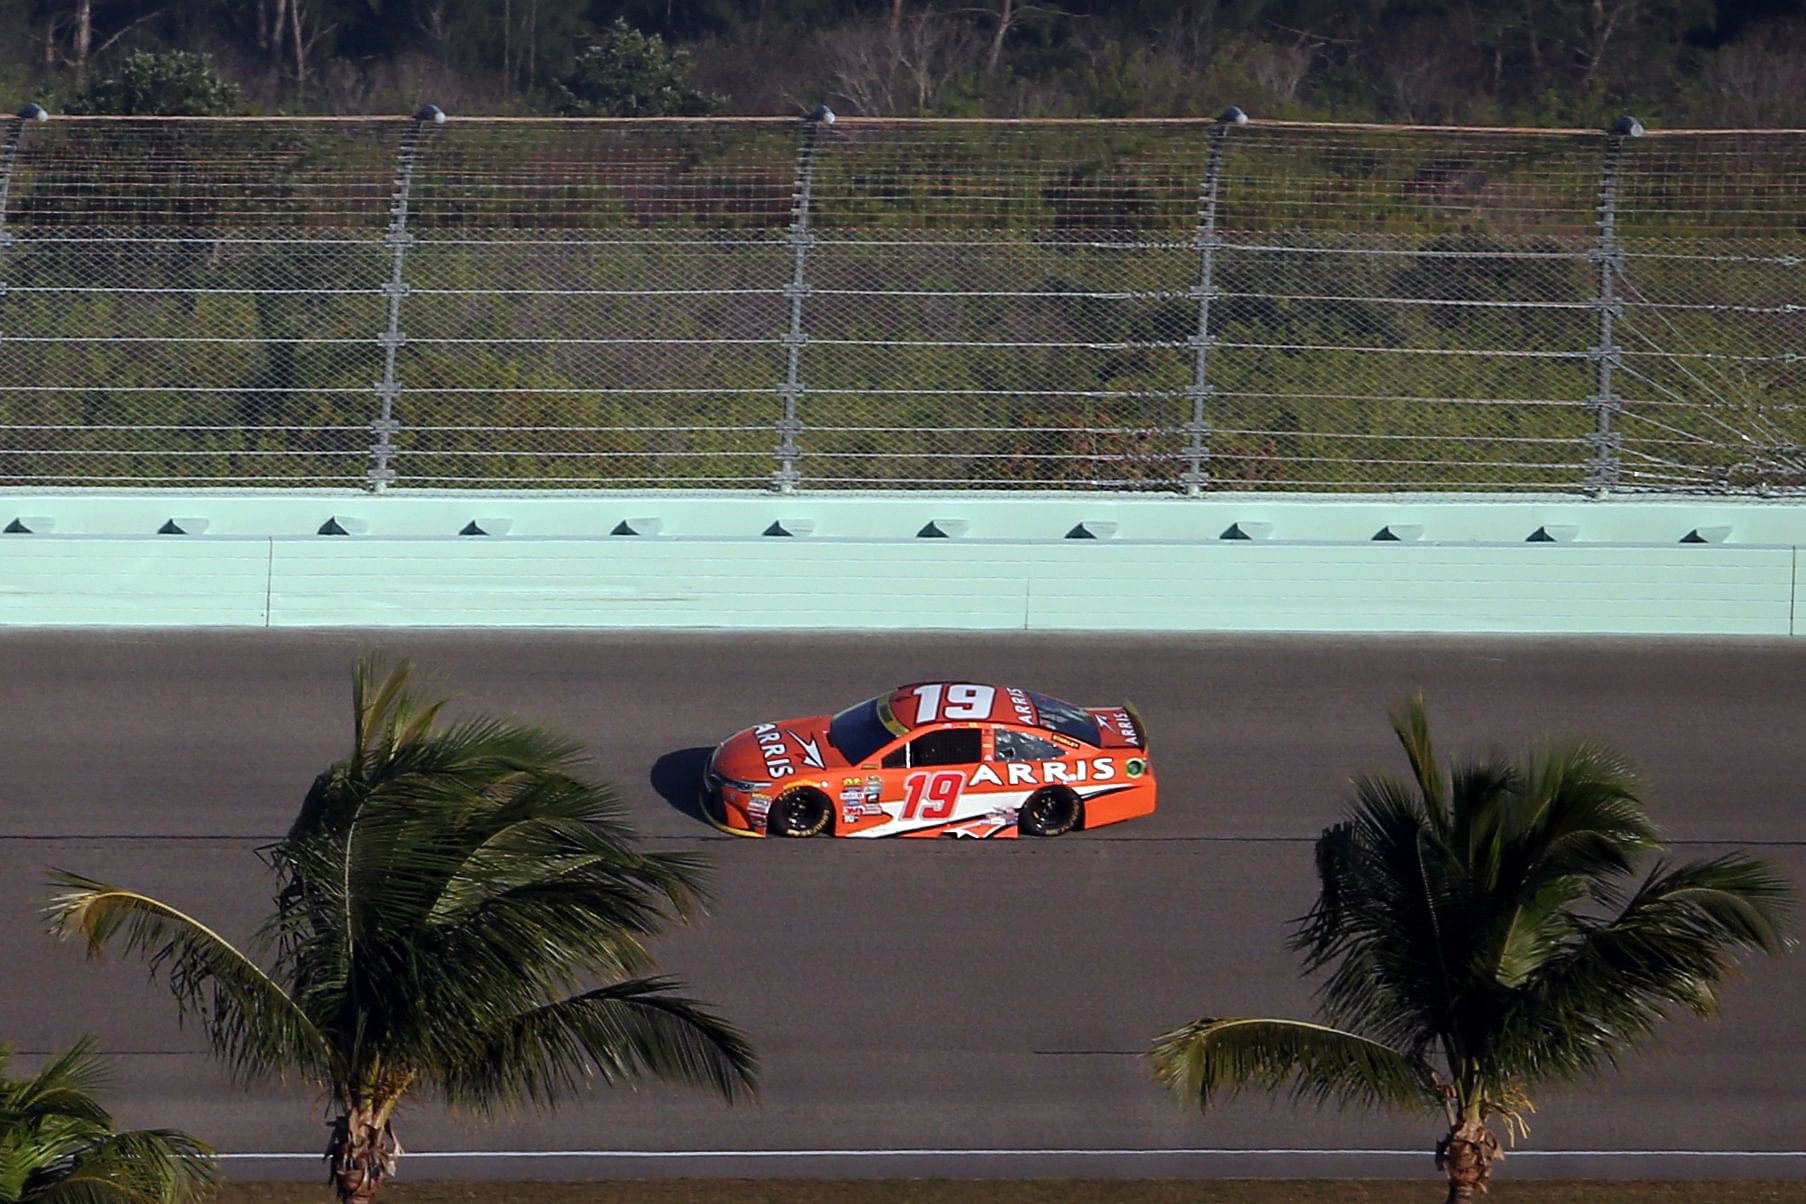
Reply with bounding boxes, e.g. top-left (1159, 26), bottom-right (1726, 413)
top-left (702, 682), bottom-right (1155, 839)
